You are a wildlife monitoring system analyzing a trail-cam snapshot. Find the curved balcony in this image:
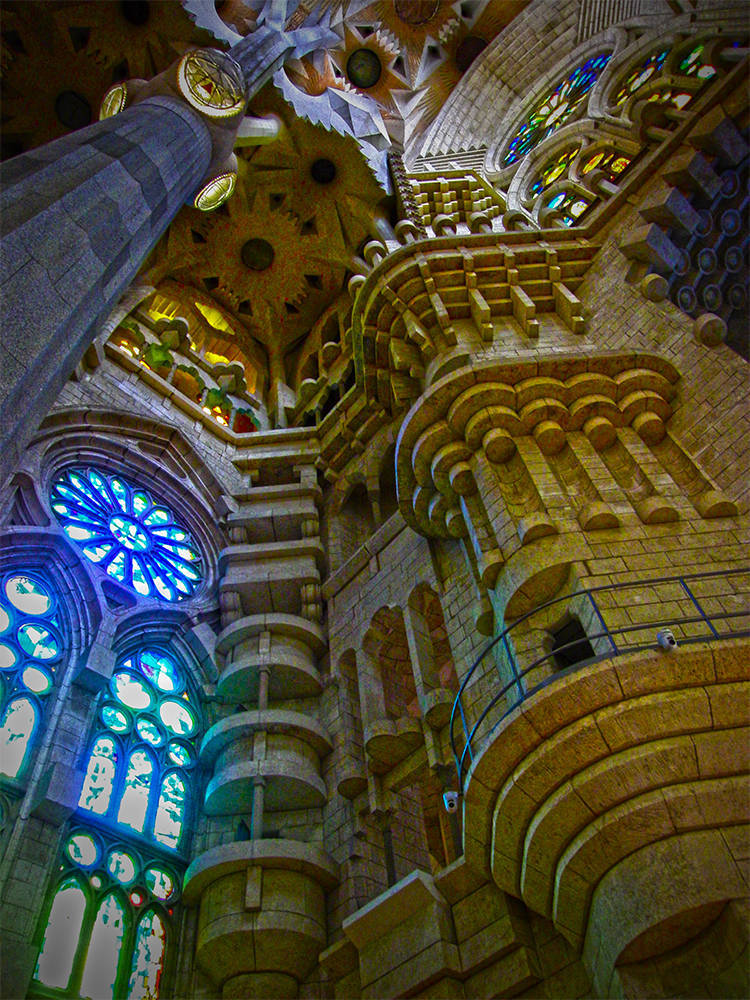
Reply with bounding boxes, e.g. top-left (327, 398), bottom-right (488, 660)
top-left (449, 566), bottom-right (750, 980)
top-left (183, 839), bottom-right (338, 997)
top-left (451, 566), bottom-right (750, 790)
